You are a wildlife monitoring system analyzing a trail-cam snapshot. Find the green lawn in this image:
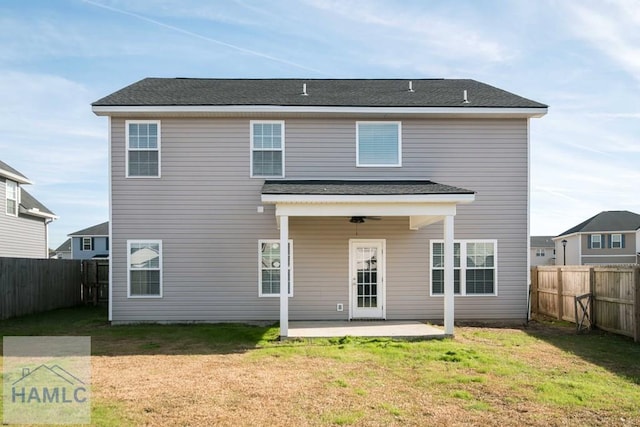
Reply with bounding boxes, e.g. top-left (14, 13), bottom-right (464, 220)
top-left (1, 306), bottom-right (640, 426)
